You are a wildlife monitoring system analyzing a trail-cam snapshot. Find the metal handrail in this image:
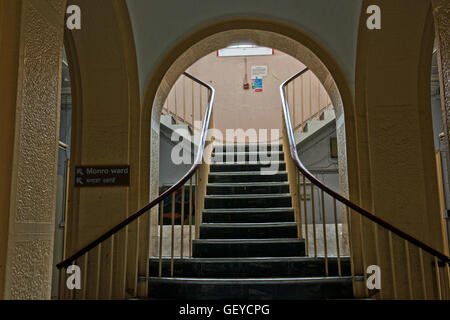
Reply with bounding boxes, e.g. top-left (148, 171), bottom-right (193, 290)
top-left (57, 72), bottom-right (215, 269)
top-left (280, 68), bottom-right (450, 263)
